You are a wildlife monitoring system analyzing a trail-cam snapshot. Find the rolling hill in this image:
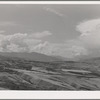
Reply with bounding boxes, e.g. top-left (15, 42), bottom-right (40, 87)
top-left (0, 52), bottom-right (61, 62)
top-left (0, 52), bottom-right (99, 90)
